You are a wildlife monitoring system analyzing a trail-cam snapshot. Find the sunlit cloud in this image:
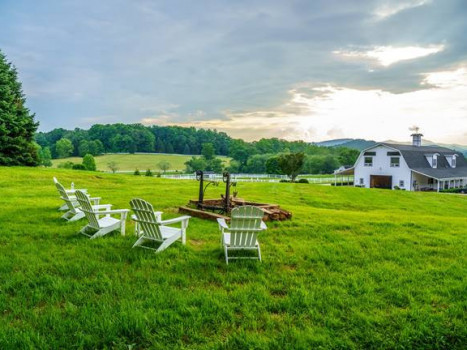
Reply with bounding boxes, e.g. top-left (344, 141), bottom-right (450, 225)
top-left (374, 0), bottom-right (430, 19)
top-left (421, 67), bottom-right (467, 88)
top-left (143, 65), bottom-right (467, 144)
top-left (334, 45), bottom-right (444, 67)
